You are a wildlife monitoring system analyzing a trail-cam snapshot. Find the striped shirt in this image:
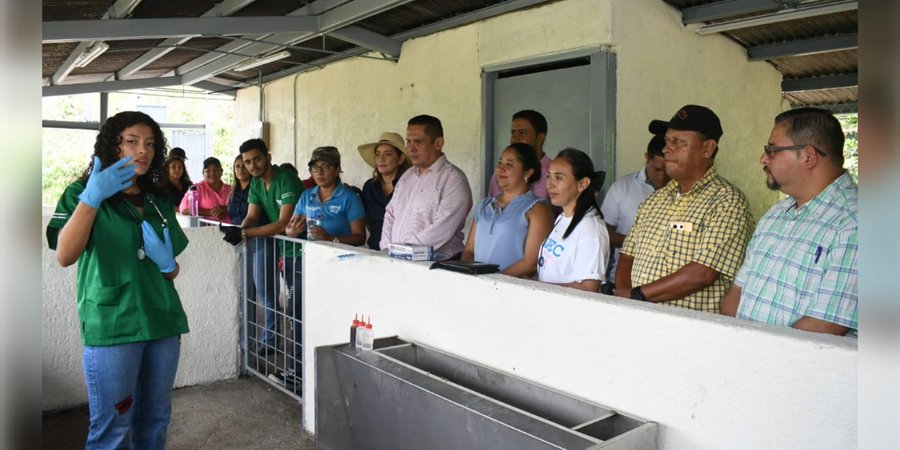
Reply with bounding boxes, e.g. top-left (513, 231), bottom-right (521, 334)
top-left (381, 154), bottom-right (473, 260)
top-left (621, 167), bottom-right (753, 312)
top-left (735, 172), bottom-right (858, 334)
